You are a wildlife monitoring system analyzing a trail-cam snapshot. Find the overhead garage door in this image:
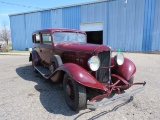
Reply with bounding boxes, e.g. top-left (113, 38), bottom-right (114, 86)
top-left (80, 22), bottom-right (103, 44)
